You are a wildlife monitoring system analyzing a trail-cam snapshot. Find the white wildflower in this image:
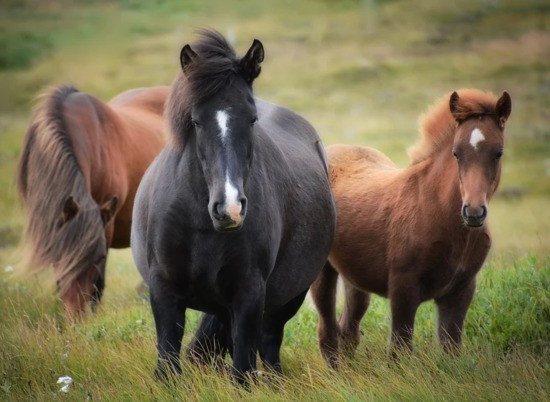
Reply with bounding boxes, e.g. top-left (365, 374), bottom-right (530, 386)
top-left (4, 265), bottom-right (13, 273)
top-left (57, 375), bottom-right (73, 393)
